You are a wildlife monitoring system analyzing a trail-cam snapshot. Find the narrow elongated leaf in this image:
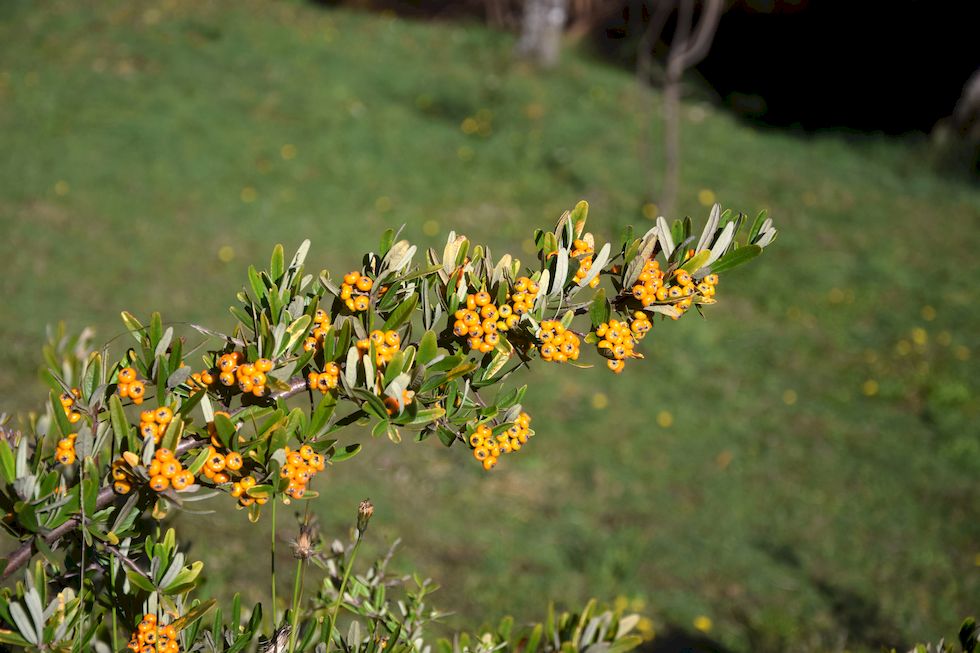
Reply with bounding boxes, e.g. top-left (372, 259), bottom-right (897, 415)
top-left (708, 244), bottom-right (762, 273)
top-left (270, 244), bottom-right (285, 281)
top-left (382, 295), bottom-right (418, 332)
